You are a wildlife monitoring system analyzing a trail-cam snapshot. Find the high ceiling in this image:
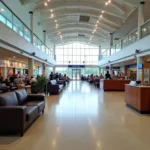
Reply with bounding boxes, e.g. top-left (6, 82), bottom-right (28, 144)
top-left (21, 0), bottom-right (143, 46)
